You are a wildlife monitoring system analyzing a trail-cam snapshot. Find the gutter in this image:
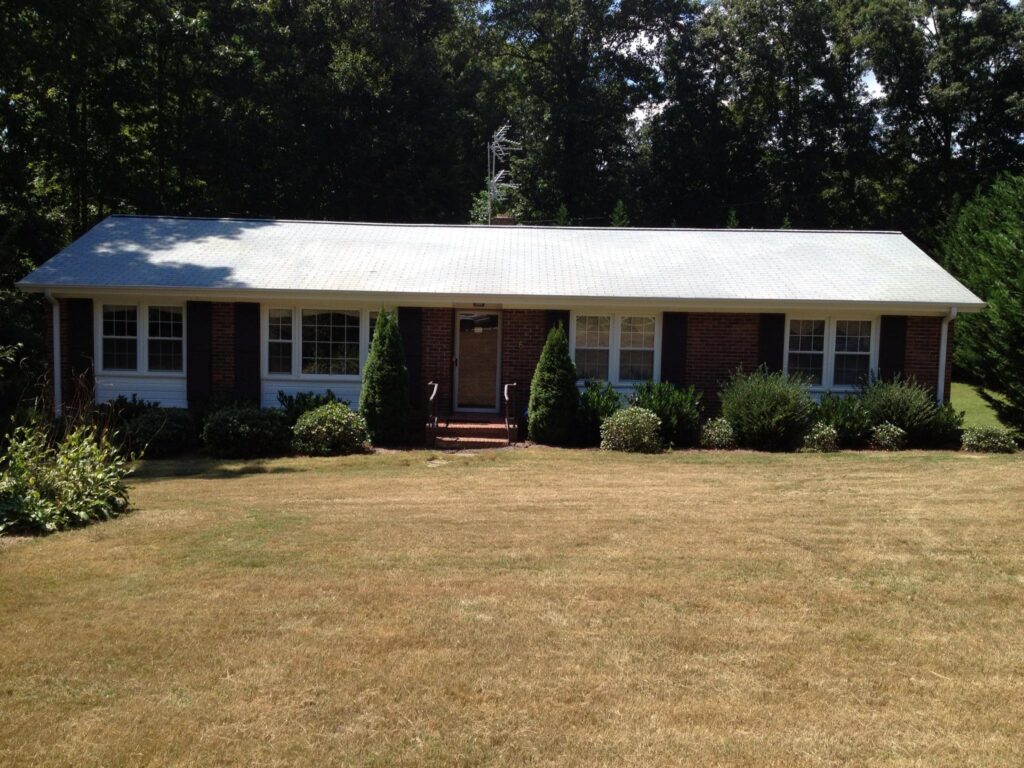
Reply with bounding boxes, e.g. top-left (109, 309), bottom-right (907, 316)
top-left (936, 307), bottom-right (958, 405)
top-left (44, 290), bottom-right (62, 417)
